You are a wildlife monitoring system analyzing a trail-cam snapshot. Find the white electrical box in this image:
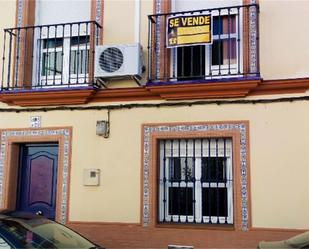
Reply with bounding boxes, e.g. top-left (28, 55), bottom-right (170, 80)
top-left (83, 169), bottom-right (100, 186)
